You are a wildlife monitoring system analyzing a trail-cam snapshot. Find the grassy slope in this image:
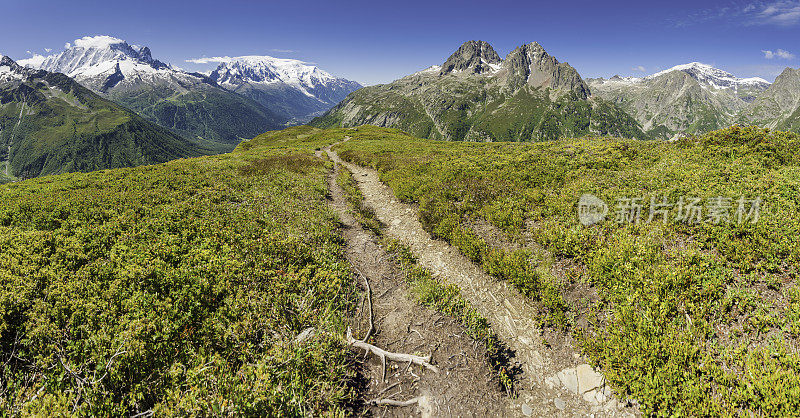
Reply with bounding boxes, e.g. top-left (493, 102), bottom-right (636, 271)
top-left (0, 72), bottom-right (205, 179)
top-left (0, 128), bottom-right (361, 415)
top-left (334, 125), bottom-right (800, 416)
top-left (312, 77), bottom-right (649, 142)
